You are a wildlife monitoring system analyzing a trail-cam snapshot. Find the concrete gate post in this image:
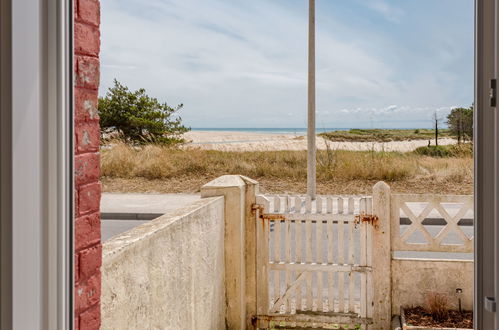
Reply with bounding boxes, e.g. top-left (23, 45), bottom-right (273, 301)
top-left (372, 181), bottom-right (392, 329)
top-left (201, 175), bottom-right (258, 330)
top-left (241, 176), bottom-right (259, 329)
